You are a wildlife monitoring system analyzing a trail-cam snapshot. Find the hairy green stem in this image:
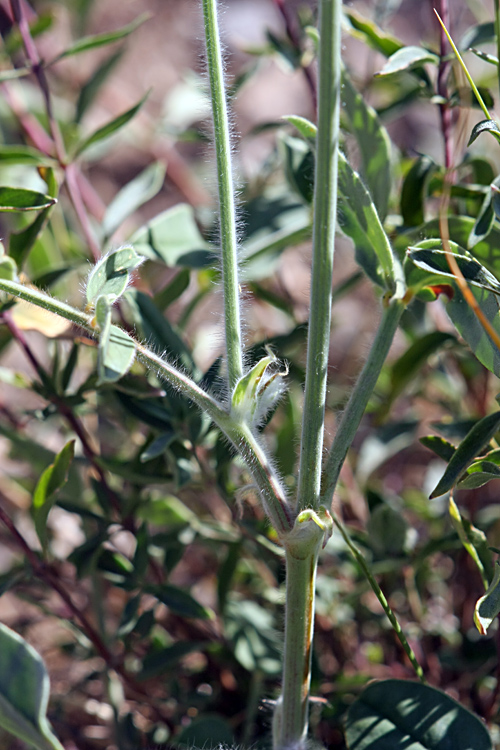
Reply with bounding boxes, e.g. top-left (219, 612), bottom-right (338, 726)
top-left (202, 0), bottom-right (243, 391)
top-left (0, 278), bottom-right (291, 535)
top-left (273, 513), bottom-right (327, 749)
top-left (321, 299), bottom-right (404, 507)
top-left (297, 0), bottom-right (341, 513)
top-left (495, 0), bottom-right (500, 103)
